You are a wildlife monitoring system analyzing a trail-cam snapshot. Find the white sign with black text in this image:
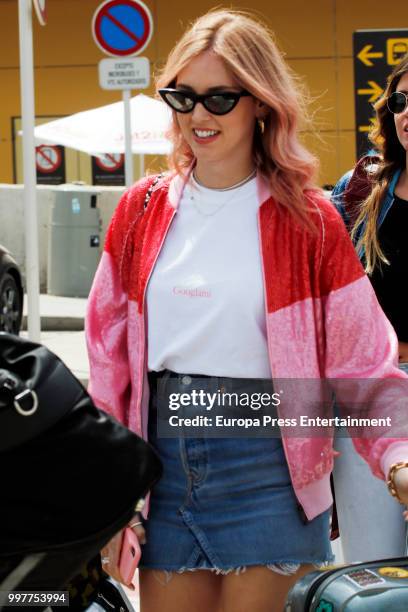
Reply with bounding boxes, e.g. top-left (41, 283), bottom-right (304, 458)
top-left (98, 57), bottom-right (150, 90)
